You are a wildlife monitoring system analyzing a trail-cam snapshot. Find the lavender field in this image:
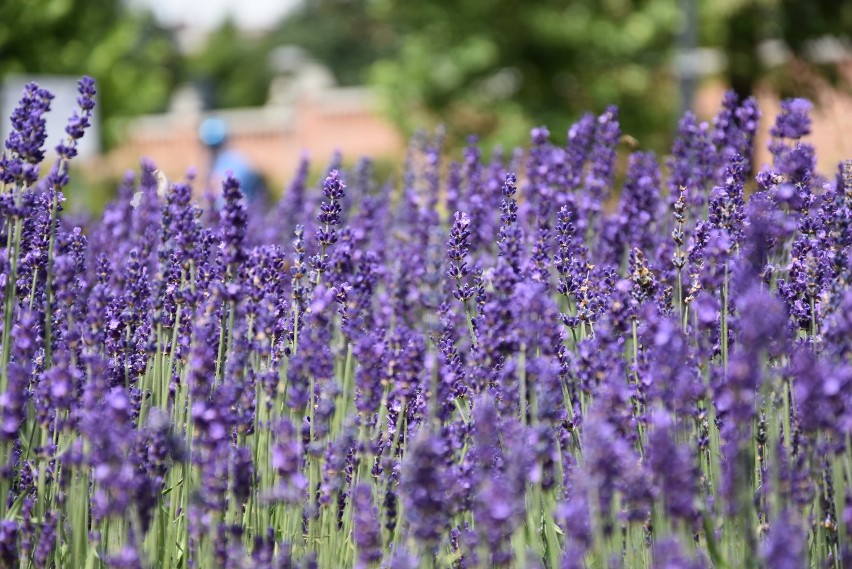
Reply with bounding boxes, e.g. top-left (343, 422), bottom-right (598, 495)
top-left (0, 77), bottom-right (850, 568)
